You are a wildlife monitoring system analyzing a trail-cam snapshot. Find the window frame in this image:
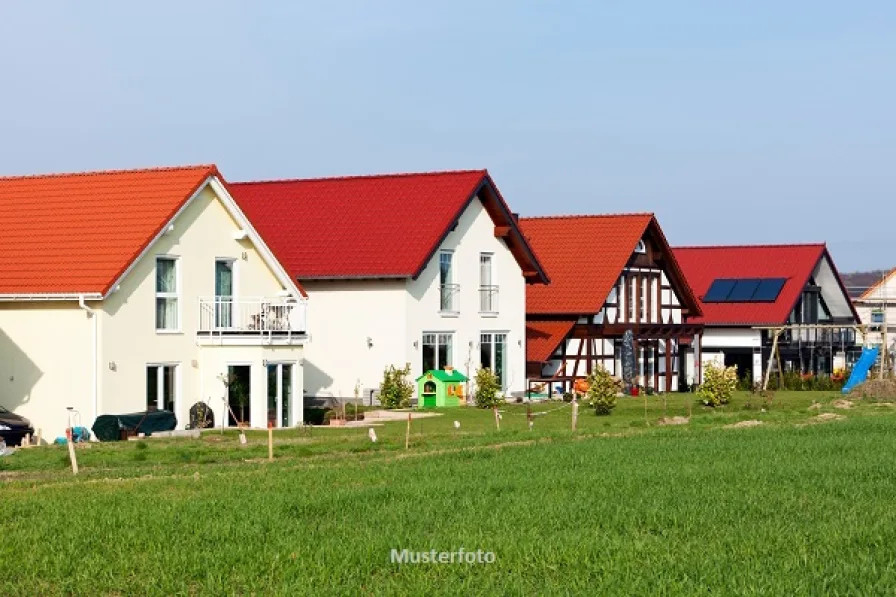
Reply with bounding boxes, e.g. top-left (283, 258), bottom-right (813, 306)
top-left (155, 255), bottom-right (182, 333)
top-left (422, 332), bottom-right (455, 373)
top-left (439, 250), bottom-right (458, 315)
top-left (480, 331), bottom-right (509, 390)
